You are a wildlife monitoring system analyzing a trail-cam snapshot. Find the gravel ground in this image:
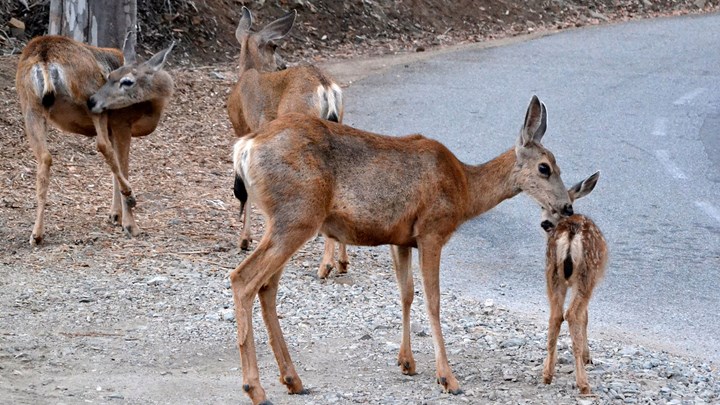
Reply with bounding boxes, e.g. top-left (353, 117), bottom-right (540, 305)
top-left (1, 234), bottom-right (718, 405)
